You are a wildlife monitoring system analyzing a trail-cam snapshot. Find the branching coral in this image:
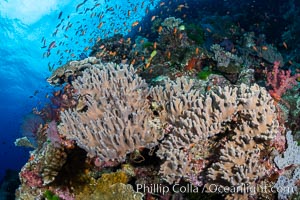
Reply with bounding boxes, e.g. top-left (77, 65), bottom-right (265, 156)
top-left (161, 17), bottom-right (183, 29)
top-left (274, 167), bottom-right (300, 200)
top-left (210, 44), bottom-right (242, 68)
top-left (274, 131), bottom-right (300, 169)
